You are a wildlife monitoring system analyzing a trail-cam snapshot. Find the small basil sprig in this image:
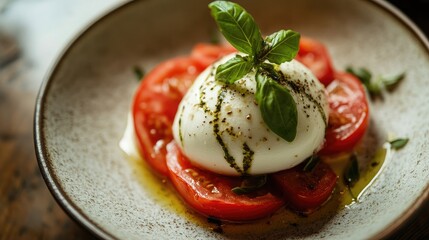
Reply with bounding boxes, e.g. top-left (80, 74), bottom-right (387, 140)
top-left (231, 175), bottom-right (267, 195)
top-left (209, 1), bottom-right (300, 142)
top-left (346, 66), bottom-right (405, 96)
top-left (133, 66), bottom-right (145, 81)
top-left (344, 153), bottom-right (360, 201)
top-left (344, 154), bottom-right (359, 187)
top-left (215, 55), bottom-right (253, 83)
top-left (255, 69), bottom-right (297, 141)
top-left (262, 30), bottom-right (300, 64)
top-left (209, 1), bottom-right (262, 56)
top-left (389, 138), bottom-right (409, 150)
